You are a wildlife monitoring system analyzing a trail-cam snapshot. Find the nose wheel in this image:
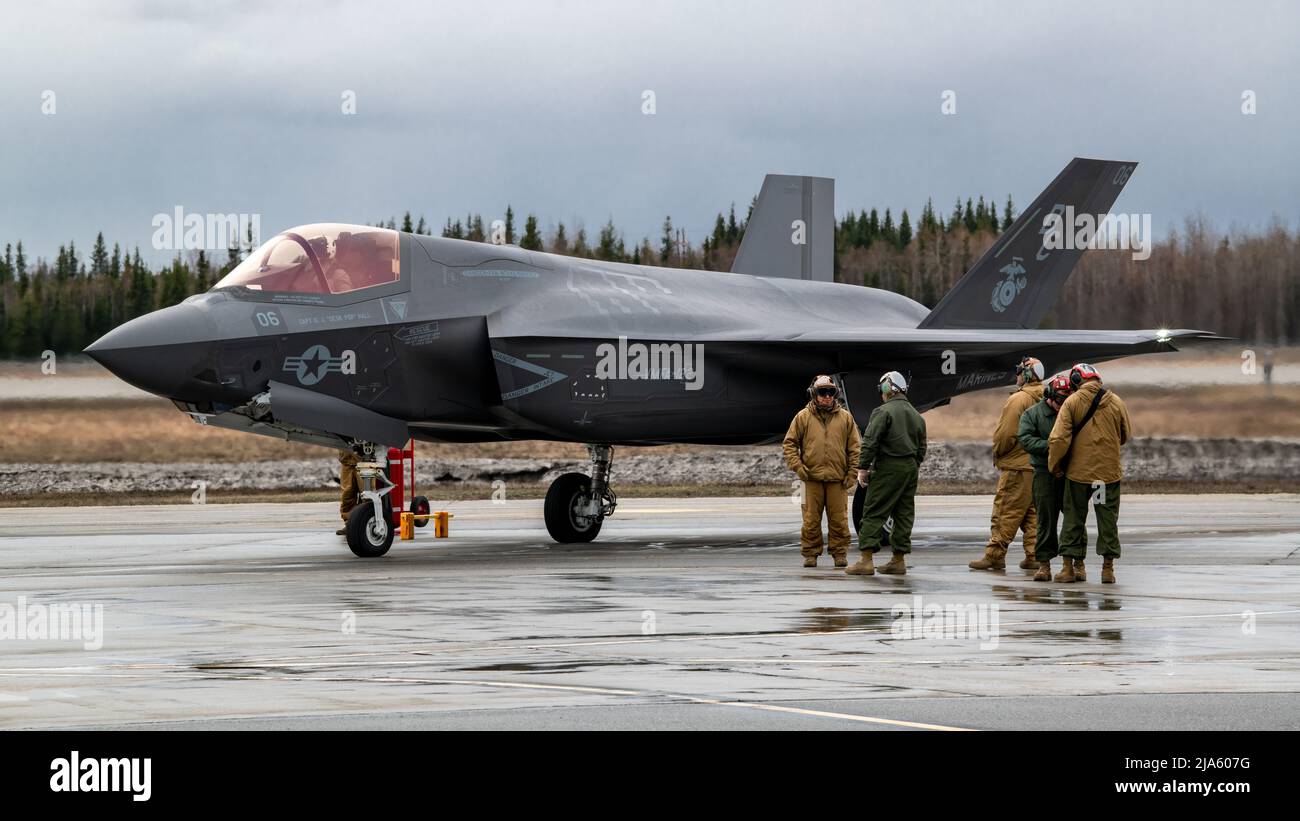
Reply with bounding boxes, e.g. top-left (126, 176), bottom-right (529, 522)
top-left (344, 444), bottom-right (397, 557)
top-left (544, 445), bottom-right (617, 543)
top-left (346, 497), bottom-right (395, 557)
